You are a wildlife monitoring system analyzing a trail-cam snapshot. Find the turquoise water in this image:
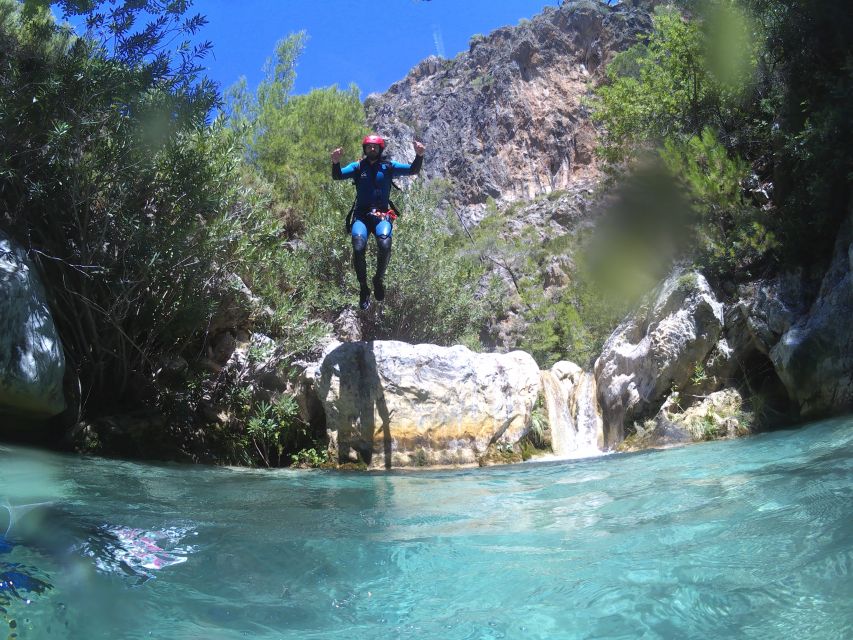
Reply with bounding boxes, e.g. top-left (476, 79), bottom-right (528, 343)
top-left (1, 418), bottom-right (852, 639)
